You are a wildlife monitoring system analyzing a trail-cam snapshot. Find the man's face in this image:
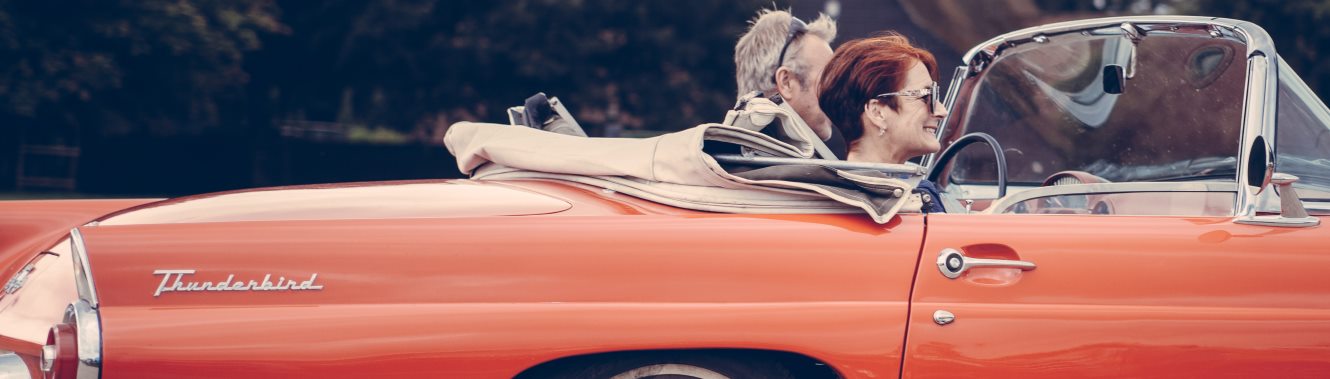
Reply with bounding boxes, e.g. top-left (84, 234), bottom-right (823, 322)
top-left (788, 35), bottom-right (834, 139)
